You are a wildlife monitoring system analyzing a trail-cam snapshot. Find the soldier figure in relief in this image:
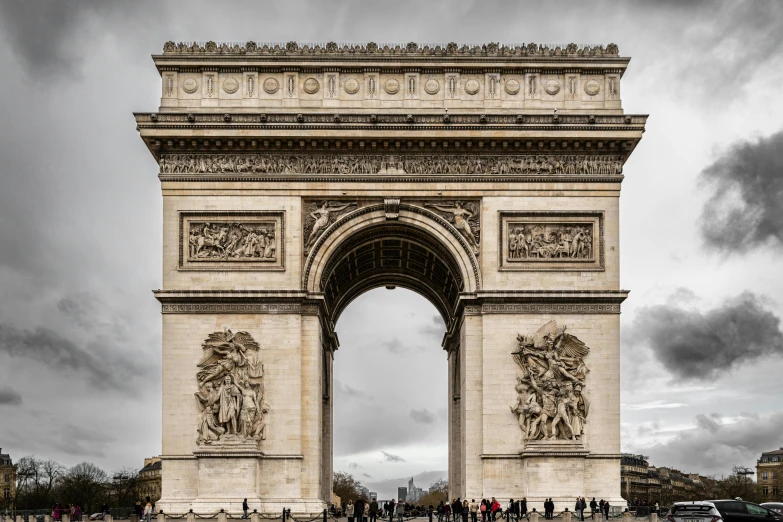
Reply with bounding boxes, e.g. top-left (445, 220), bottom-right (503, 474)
top-left (217, 374), bottom-right (243, 435)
